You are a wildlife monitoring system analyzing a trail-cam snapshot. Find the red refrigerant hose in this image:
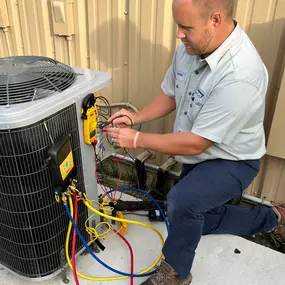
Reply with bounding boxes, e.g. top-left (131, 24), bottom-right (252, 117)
top-left (109, 226), bottom-right (134, 285)
top-left (72, 192), bottom-right (80, 285)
